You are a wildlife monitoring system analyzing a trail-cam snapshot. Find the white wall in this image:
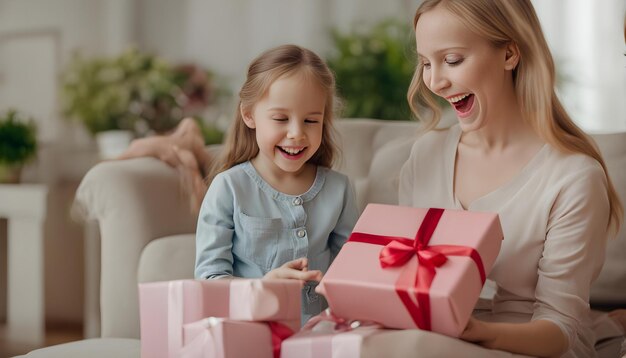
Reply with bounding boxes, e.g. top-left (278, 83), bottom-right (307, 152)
top-left (533, 0), bottom-right (626, 132)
